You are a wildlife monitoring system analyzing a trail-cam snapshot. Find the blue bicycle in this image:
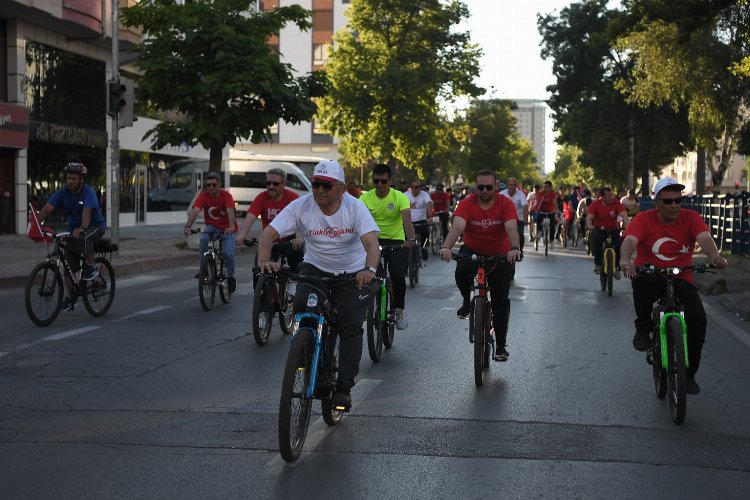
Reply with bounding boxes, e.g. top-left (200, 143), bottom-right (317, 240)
top-left (275, 269), bottom-right (380, 462)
